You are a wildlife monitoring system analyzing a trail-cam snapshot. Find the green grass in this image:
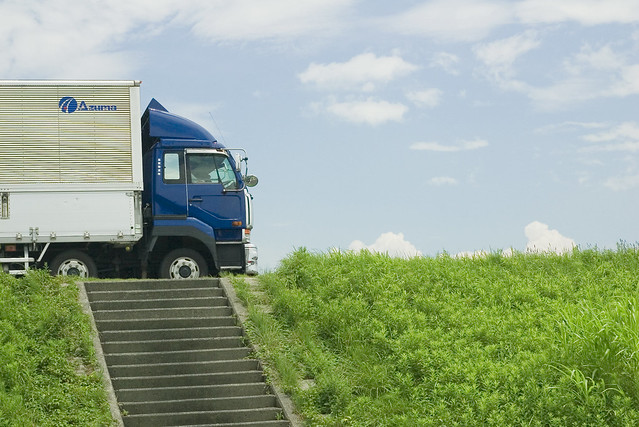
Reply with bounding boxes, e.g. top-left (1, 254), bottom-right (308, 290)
top-left (236, 246), bottom-right (639, 426)
top-left (0, 271), bottom-right (114, 426)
